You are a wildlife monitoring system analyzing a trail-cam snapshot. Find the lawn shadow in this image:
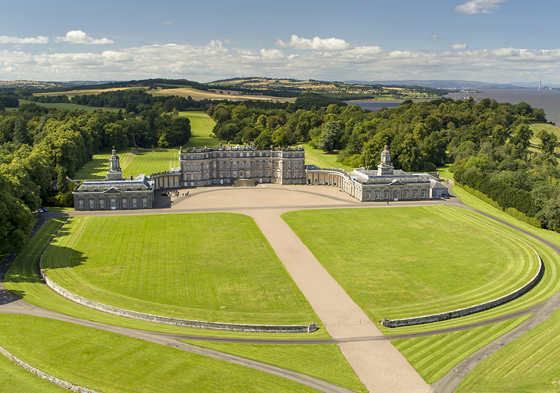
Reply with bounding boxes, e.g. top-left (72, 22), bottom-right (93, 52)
top-left (41, 245), bottom-right (87, 270)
